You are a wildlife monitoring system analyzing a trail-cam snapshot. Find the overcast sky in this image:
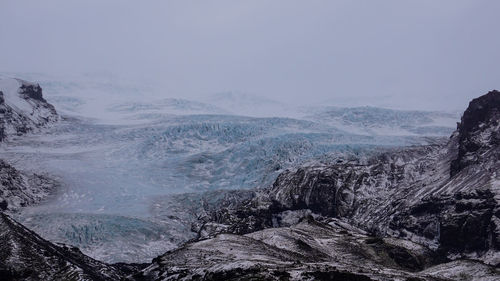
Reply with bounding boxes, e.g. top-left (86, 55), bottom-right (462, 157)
top-left (1, 0), bottom-right (499, 110)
